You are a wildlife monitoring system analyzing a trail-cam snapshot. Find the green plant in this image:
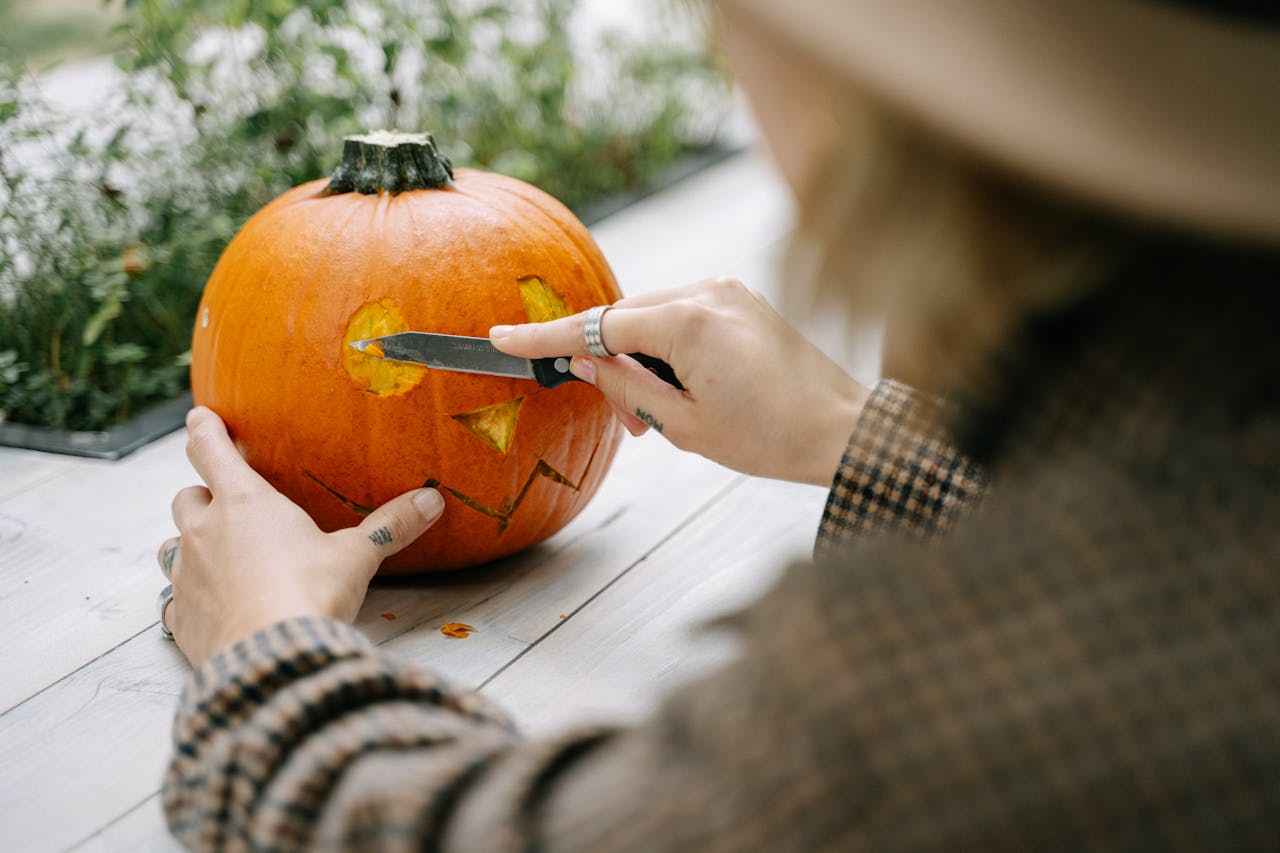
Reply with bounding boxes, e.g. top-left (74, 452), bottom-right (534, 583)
top-left (0, 0), bottom-right (726, 432)
top-left (0, 67), bottom-right (218, 430)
